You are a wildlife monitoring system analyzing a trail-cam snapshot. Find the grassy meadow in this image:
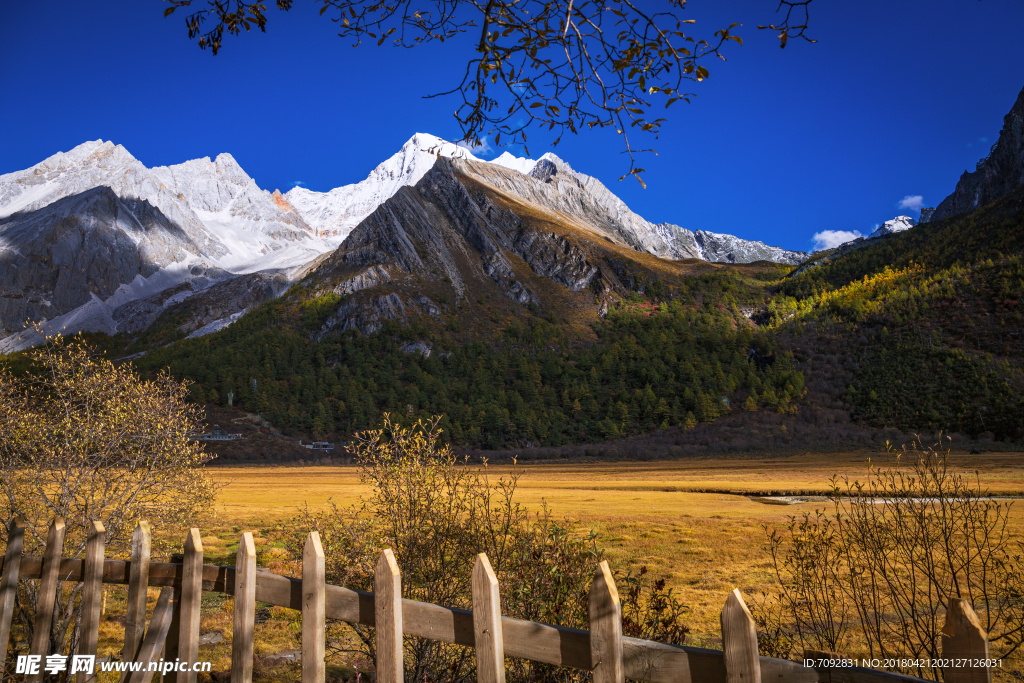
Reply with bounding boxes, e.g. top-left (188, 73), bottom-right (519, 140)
top-left (18, 450), bottom-right (1023, 681)
top-left (201, 451), bottom-right (1024, 651)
